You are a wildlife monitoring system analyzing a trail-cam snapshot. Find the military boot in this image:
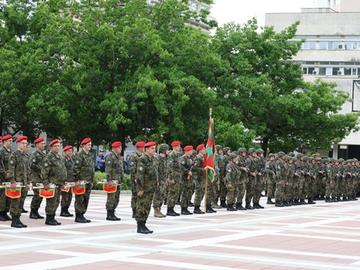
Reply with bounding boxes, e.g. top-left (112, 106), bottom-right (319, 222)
top-left (45, 215), bottom-right (59, 225)
top-left (227, 204), bottom-right (236, 211)
top-left (75, 213), bottom-right (87, 223)
top-left (308, 198), bottom-right (316, 204)
top-left (21, 208), bottom-right (28, 213)
top-left (0, 211), bottom-right (11, 221)
top-left (11, 216), bottom-right (23, 228)
top-left (60, 207), bottom-right (73, 217)
top-left (188, 201), bottom-right (194, 207)
top-left (193, 206), bottom-right (205, 214)
top-left (236, 202), bottom-right (246, 210)
top-left (275, 201), bottom-right (283, 207)
top-left (144, 221), bottom-right (153, 234)
top-left (106, 210), bottom-right (117, 221)
top-left (166, 207), bottom-right (180, 216)
top-left (206, 205), bottom-right (216, 213)
top-left (245, 202), bottom-right (253, 210)
top-left (254, 202), bottom-right (264, 209)
top-left (181, 207), bottom-right (192, 215)
top-left (267, 198), bottom-right (275, 204)
top-left (220, 200), bottom-right (227, 208)
top-left (83, 214), bottom-right (91, 223)
top-left (137, 221), bottom-right (148, 234)
top-left (154, 208), bottom-right (166, 218)
top-left (325, 197), bottom-right (330, 202)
